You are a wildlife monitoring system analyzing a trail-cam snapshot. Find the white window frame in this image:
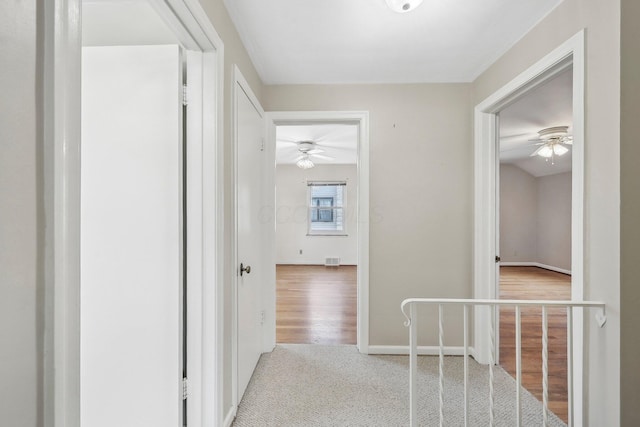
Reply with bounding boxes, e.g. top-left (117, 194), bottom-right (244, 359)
top-left (307, 181), bottom-right (348, 236)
